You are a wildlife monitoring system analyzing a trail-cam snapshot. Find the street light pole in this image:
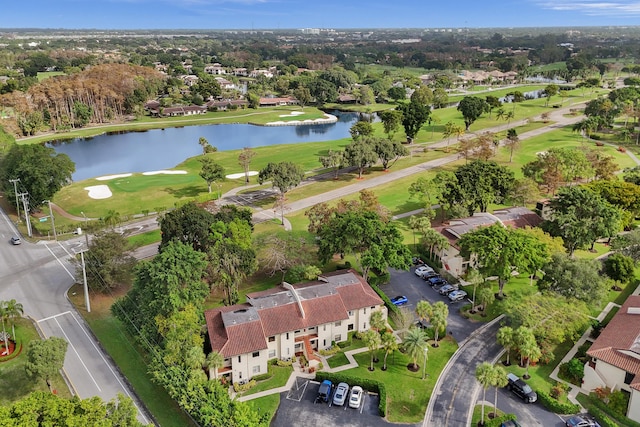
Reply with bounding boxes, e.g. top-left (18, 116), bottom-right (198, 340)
top-left (422, 345), bottom-right (429, 380)
top-left (76, 249), bottom-right (91, 313)
top-left (80, 211), bottom-right (89, 246)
